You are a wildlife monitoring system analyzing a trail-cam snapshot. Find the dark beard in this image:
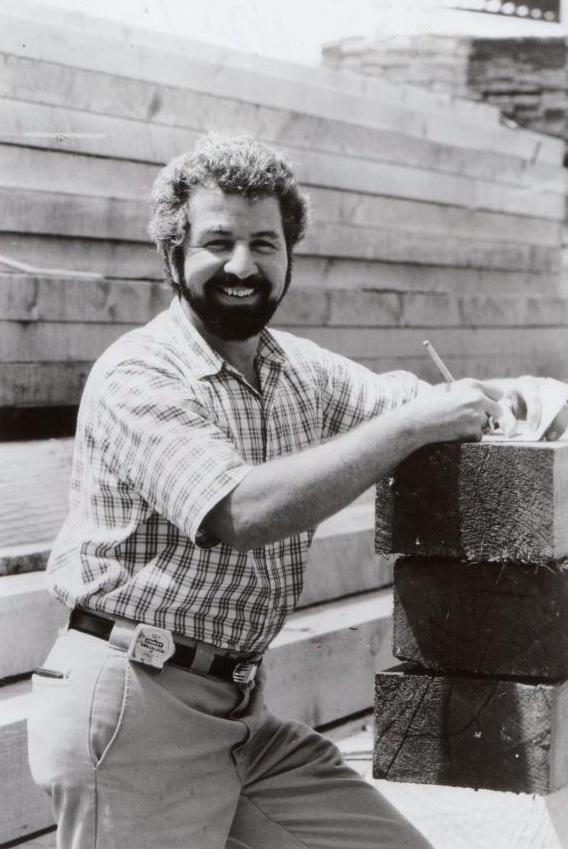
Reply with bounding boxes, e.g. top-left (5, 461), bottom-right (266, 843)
top-left (180, 270), bottom-right (281, 341)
